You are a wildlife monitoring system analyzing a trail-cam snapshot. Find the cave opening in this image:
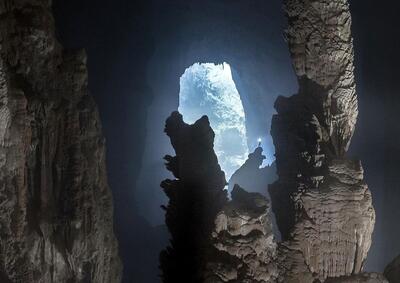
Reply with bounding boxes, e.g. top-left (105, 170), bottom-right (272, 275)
top-left (178, 62), bottom-right (249, 180)
top-left (178, 62), bottom-right (281, 240)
